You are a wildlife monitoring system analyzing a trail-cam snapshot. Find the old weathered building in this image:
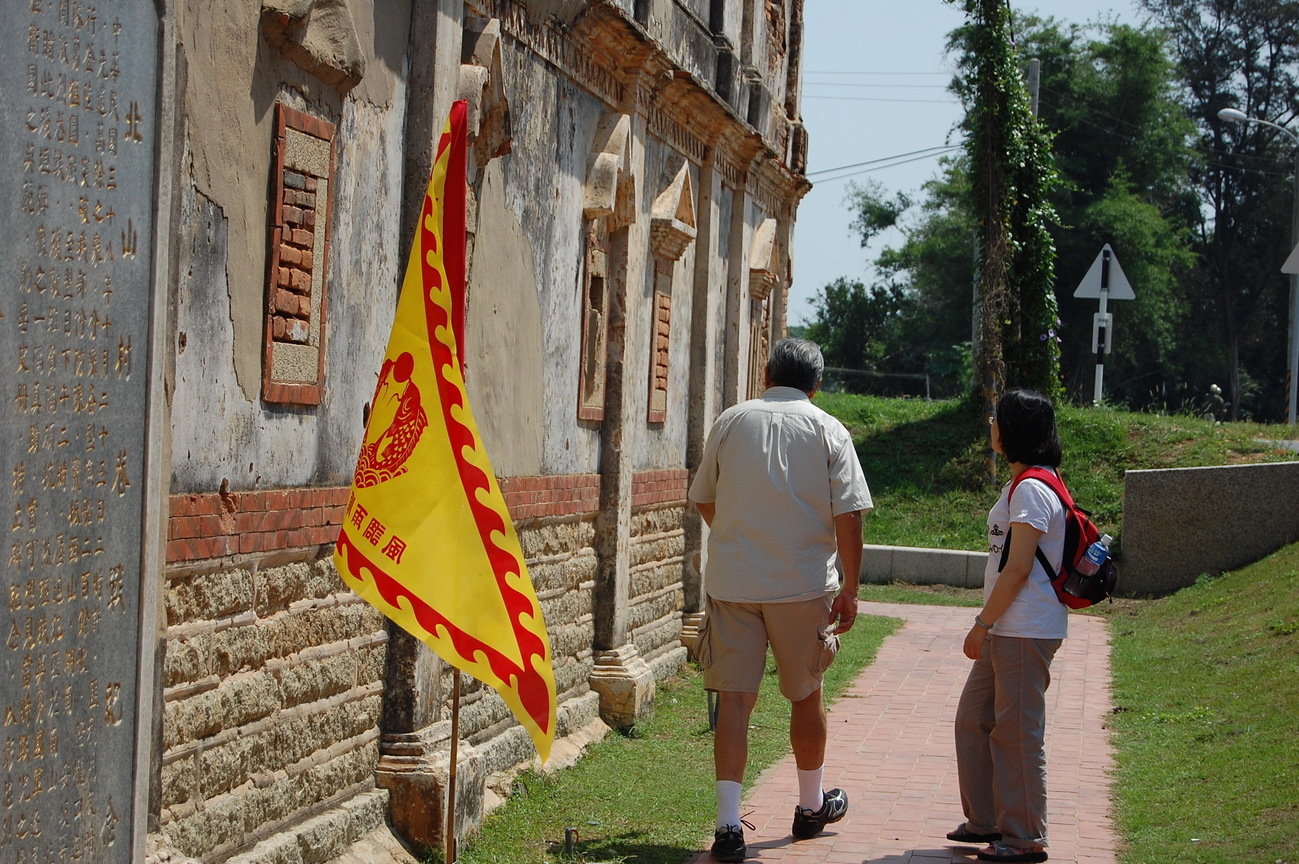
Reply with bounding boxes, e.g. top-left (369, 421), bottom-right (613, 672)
top-left (0, 1), bottom-right (808, 862)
